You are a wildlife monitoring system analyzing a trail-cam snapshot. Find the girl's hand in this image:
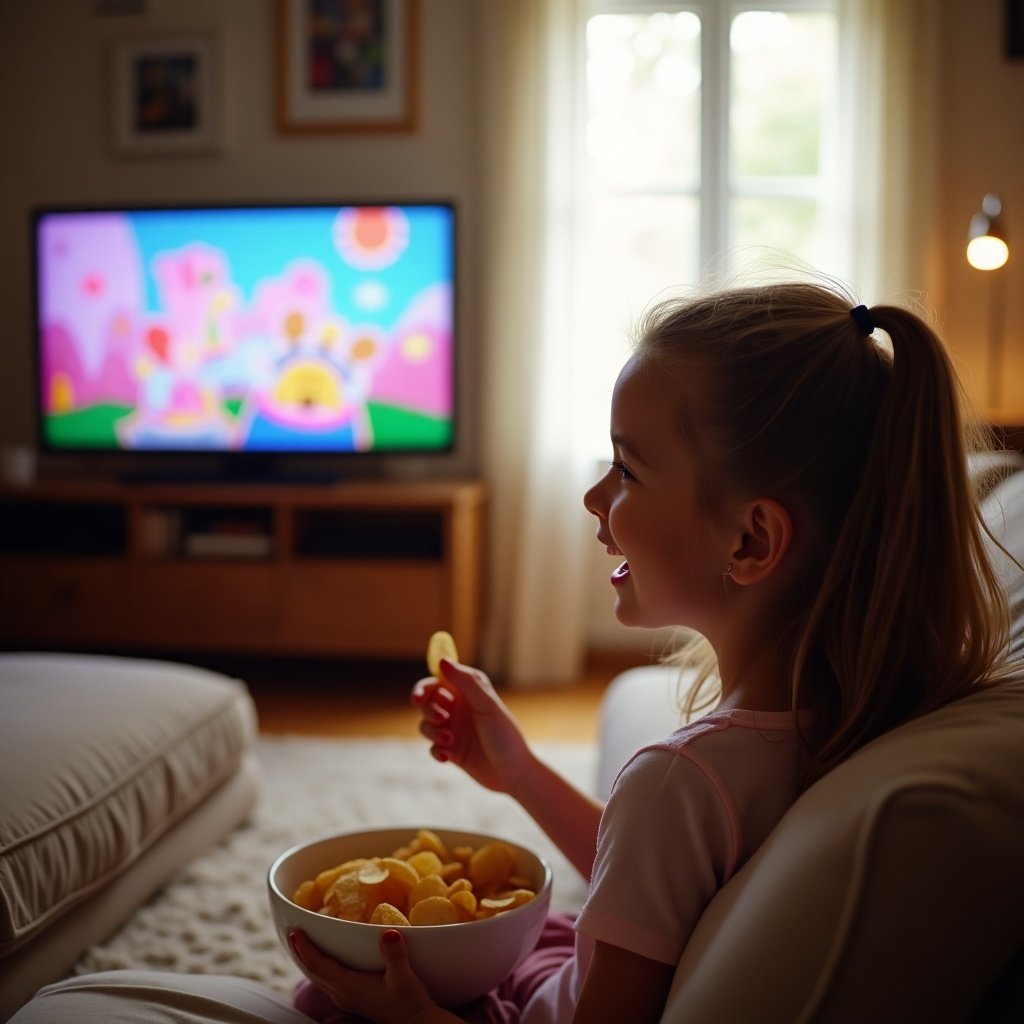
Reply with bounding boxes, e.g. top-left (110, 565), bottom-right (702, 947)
top-left (288, 928), bottom-right (462, 1024)
top-left (411, 659), bottom-right (533, 794)
top-left (413, 659), bottom-right (603, 880)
